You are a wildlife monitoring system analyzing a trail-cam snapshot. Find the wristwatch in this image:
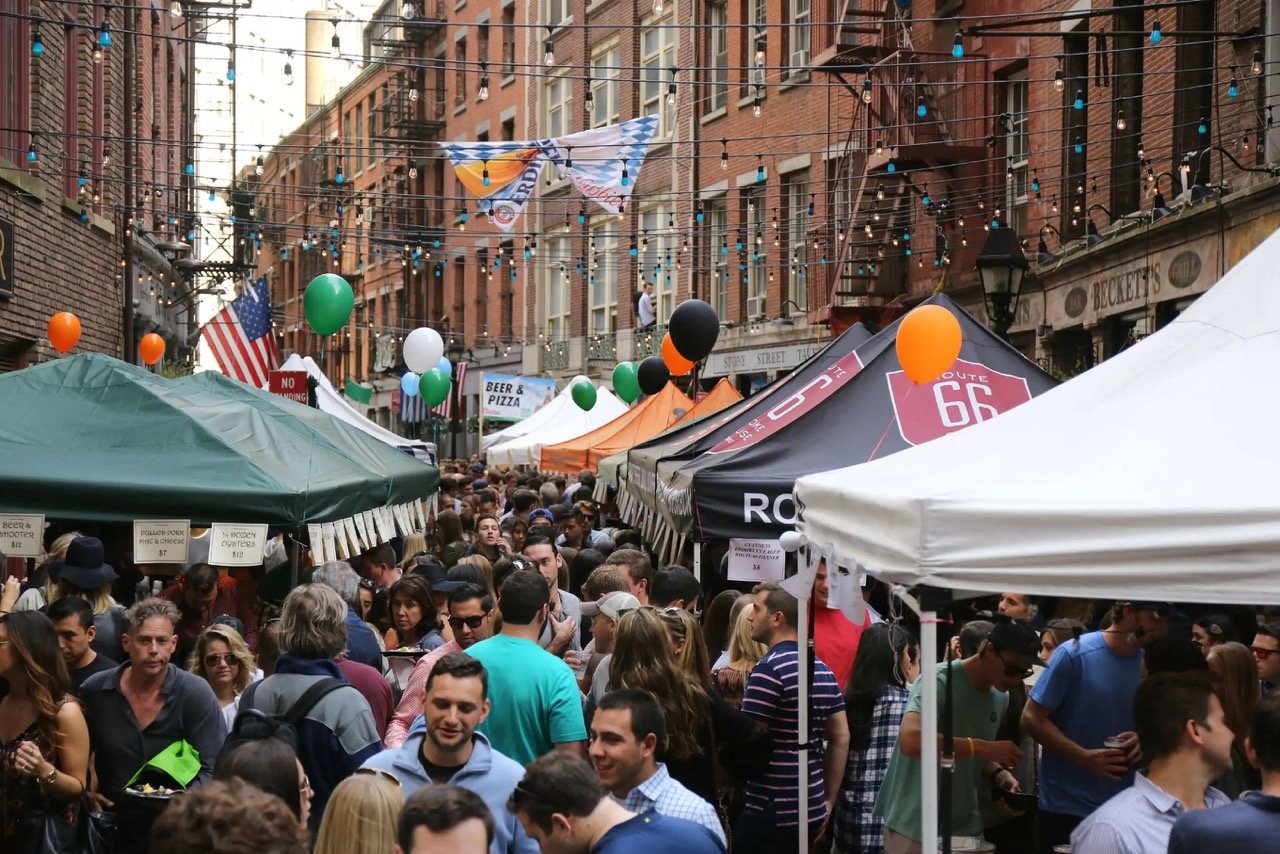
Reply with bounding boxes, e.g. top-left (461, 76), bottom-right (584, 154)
top-left (39, 766), bottom-right (58, 786)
